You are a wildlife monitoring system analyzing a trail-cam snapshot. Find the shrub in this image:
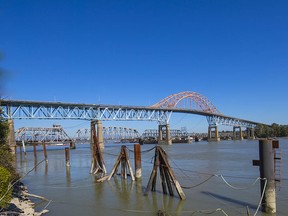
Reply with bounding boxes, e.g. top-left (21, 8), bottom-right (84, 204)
top-left (0, 166), bottom-right (12, 209)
